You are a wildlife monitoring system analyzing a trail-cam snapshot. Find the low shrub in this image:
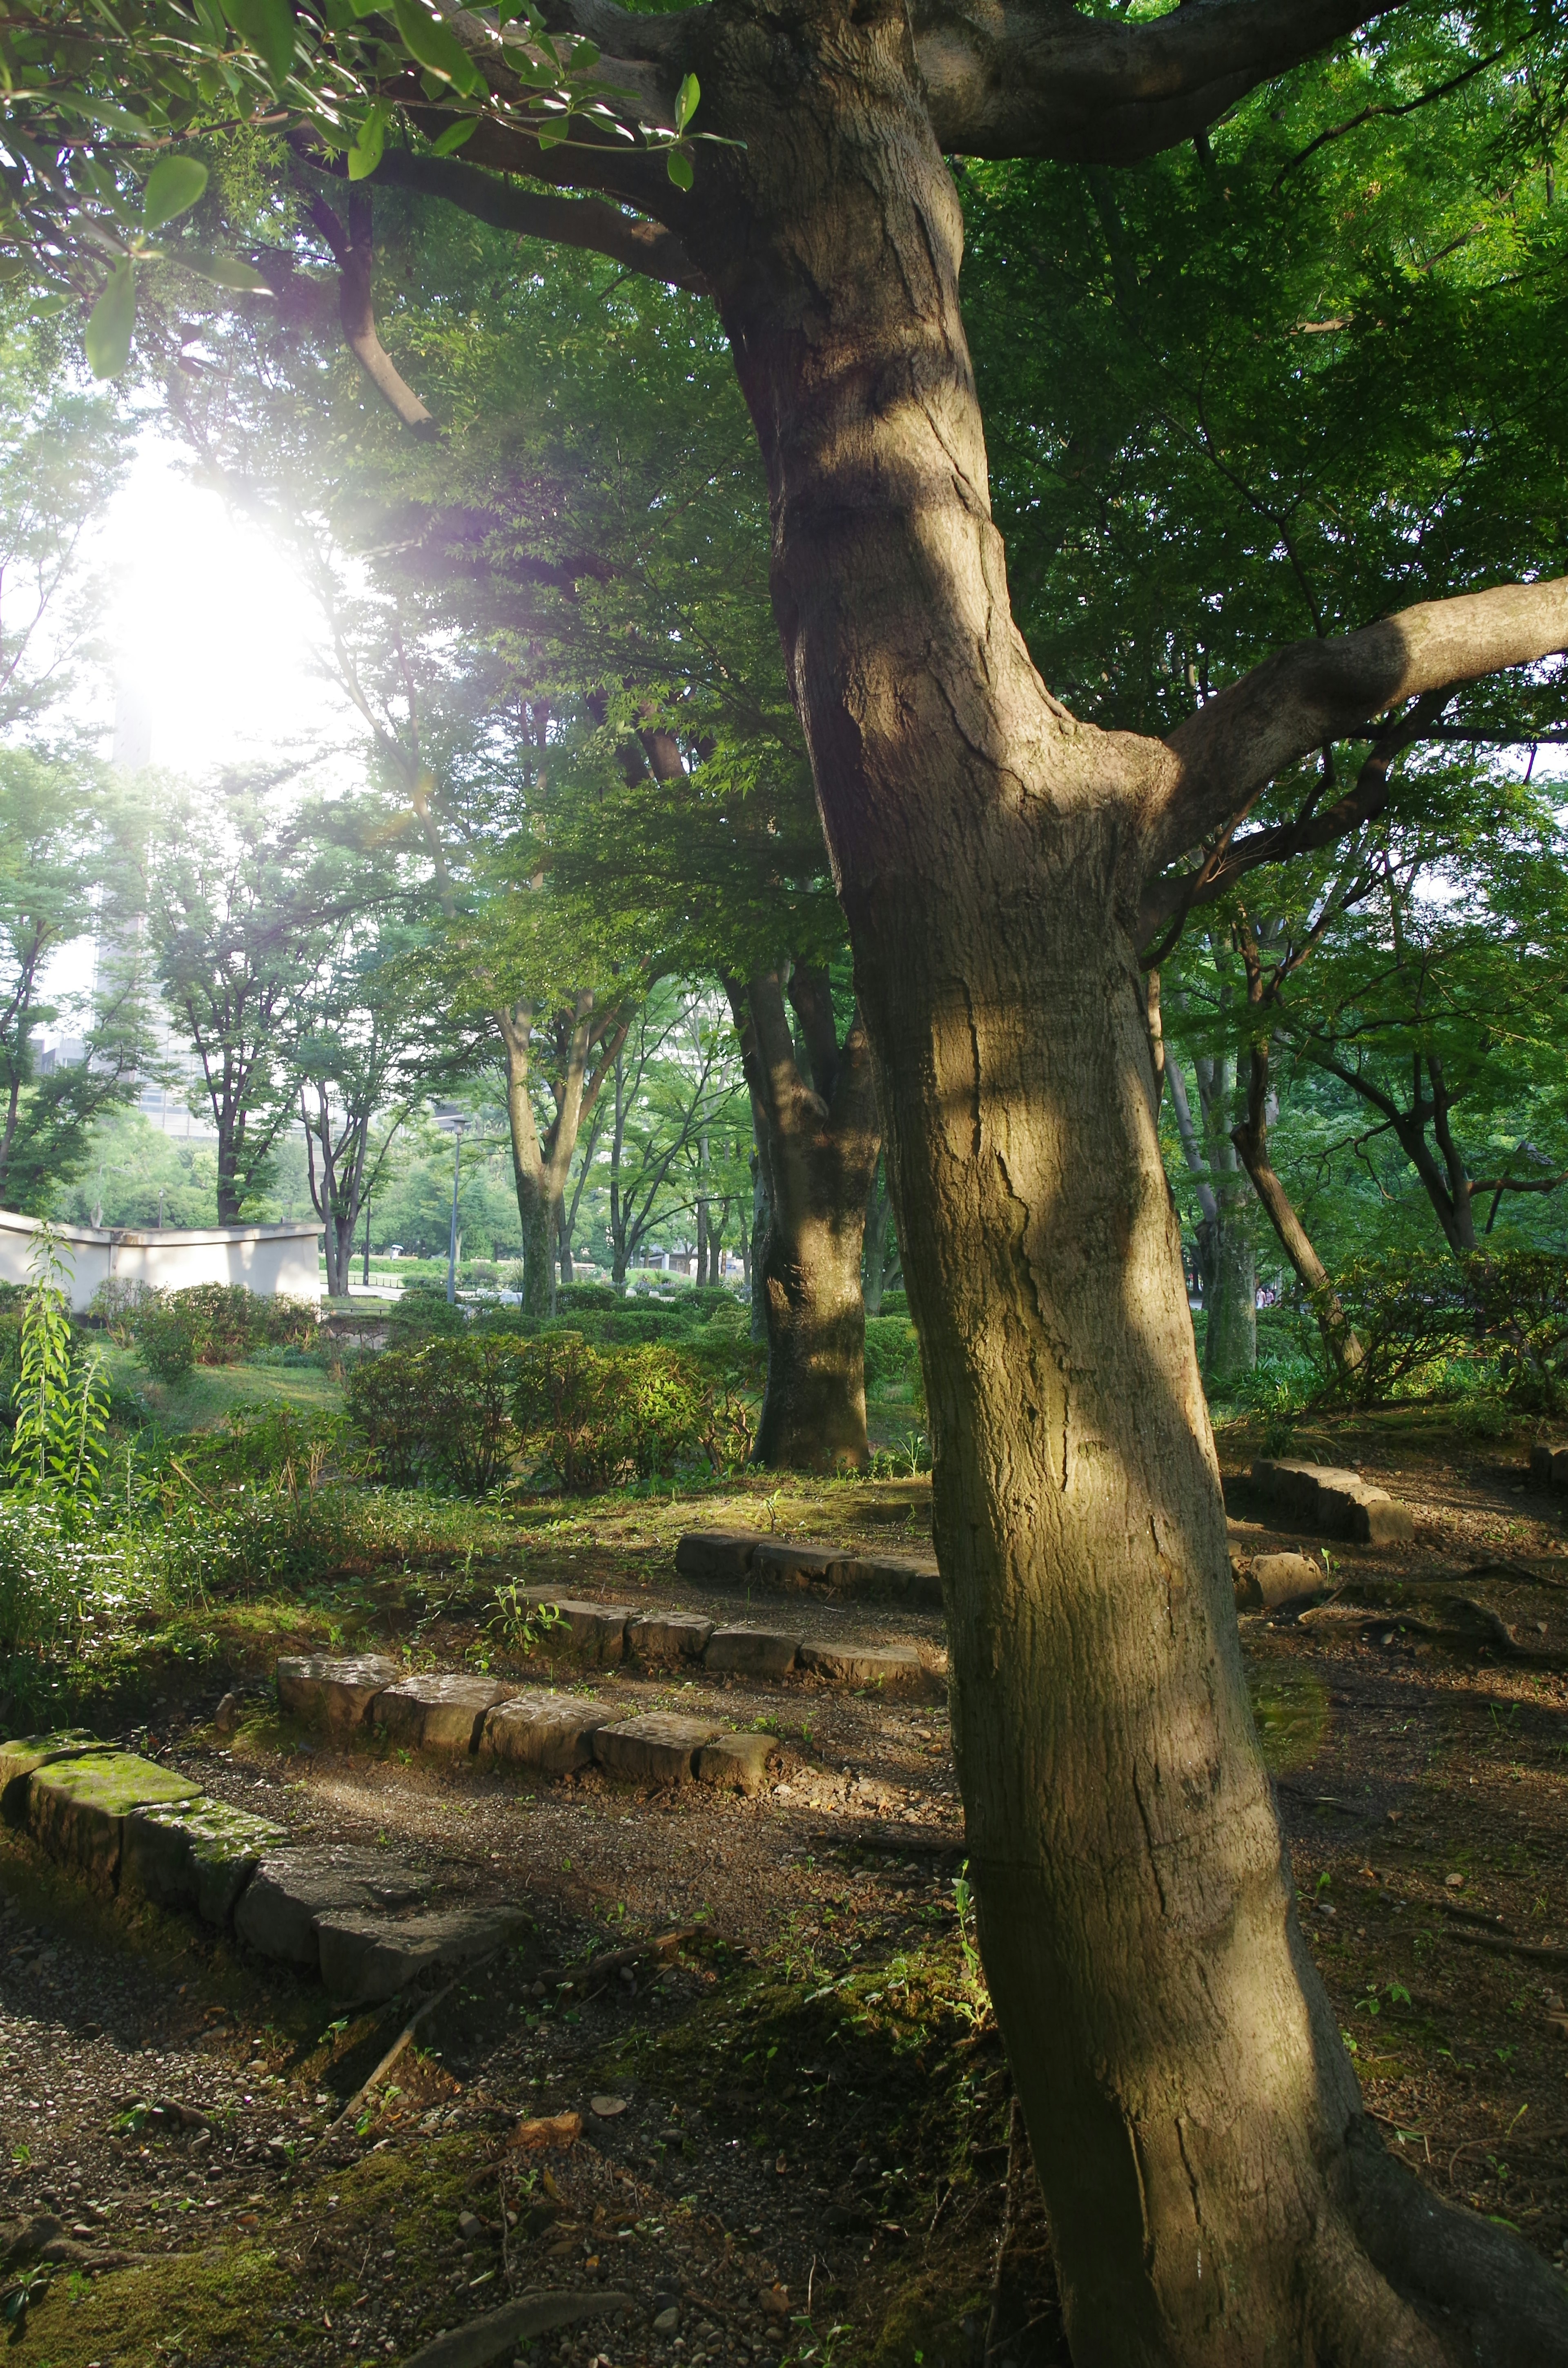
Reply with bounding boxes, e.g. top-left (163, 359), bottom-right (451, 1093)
top-left (89, 1275), bottom-right (157, 1346)
top-left (1332, 1249), bottom-right (1568, 1408)
top-left (346, 1327), bottom-right (752, 1494)
top-left (133, 1292), bottom-right (201, 1381)
top-left (512, 1334), bottom-right (715, 1490)
top-left (126, 1284), bottom-right (319, 1380)
top-left (346, 1331), bottom-right (526, 1491)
